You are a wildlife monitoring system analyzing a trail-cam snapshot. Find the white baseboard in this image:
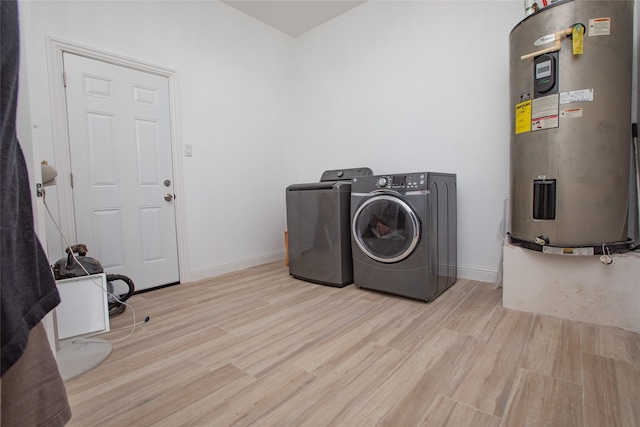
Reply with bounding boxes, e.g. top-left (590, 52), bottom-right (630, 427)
top-left (457, 264), bottom-right (499, 284)
top-left (187, 250), bottom-right (498, 286)
top-left (187, 250), bottom-right (285, 283)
